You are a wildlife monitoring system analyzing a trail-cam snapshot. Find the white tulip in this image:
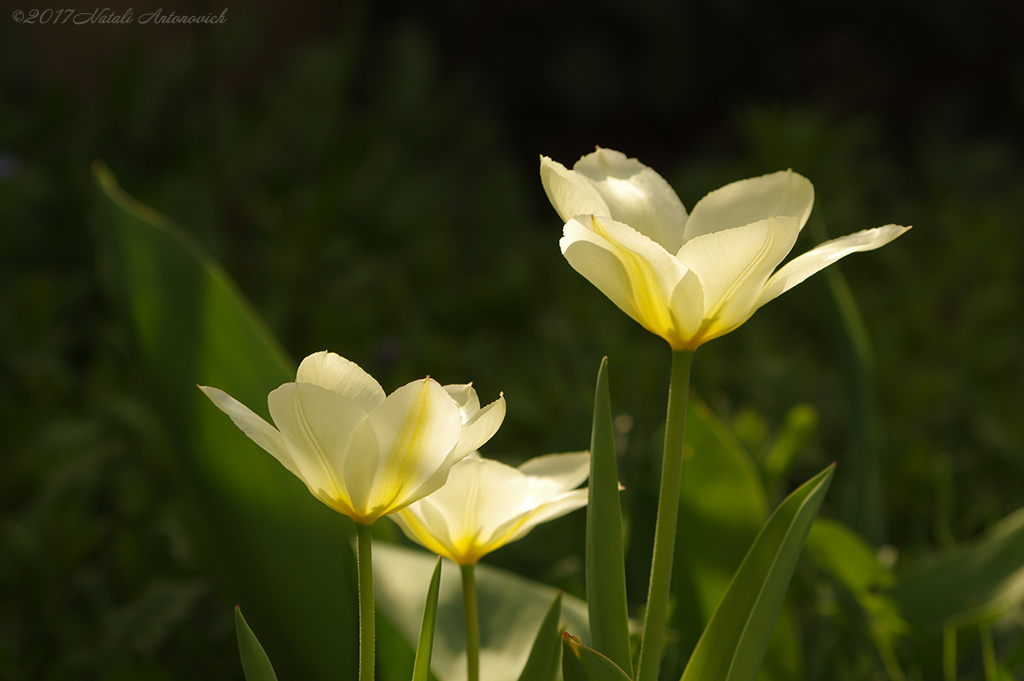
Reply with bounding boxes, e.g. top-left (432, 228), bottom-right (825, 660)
top-left (199, 350), bottom-right (505, 524)
top-left (391, 452), bottom-right (590, 565)
top-left (541, 148), bottom-right (909, 349)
